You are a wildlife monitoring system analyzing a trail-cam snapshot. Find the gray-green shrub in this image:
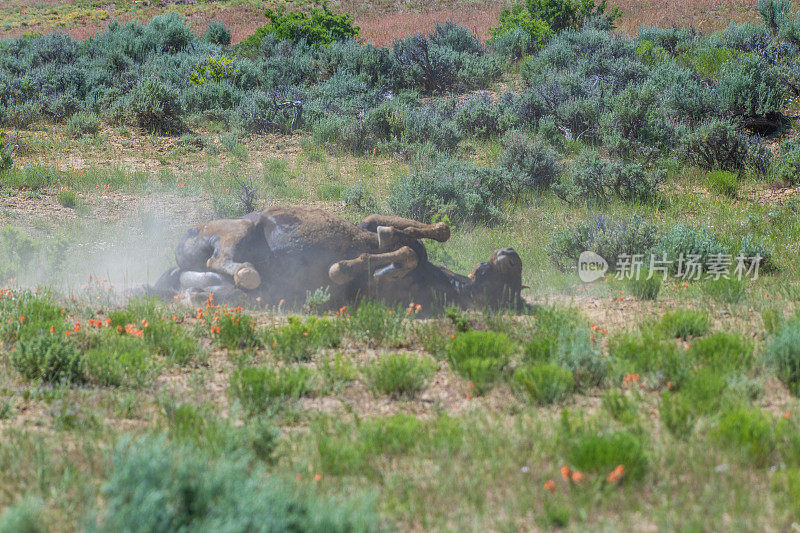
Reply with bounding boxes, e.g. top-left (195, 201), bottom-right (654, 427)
top-left (204, 20), bottom-right (232, 46)
top-left (388, 156), bottom-right (507, 224)
top-left (765, 318), bottom-right (800, 394)
top-left (548, 214), bottom-right (659, 272)
top-left (96, 435), bottom-right (379, 532)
